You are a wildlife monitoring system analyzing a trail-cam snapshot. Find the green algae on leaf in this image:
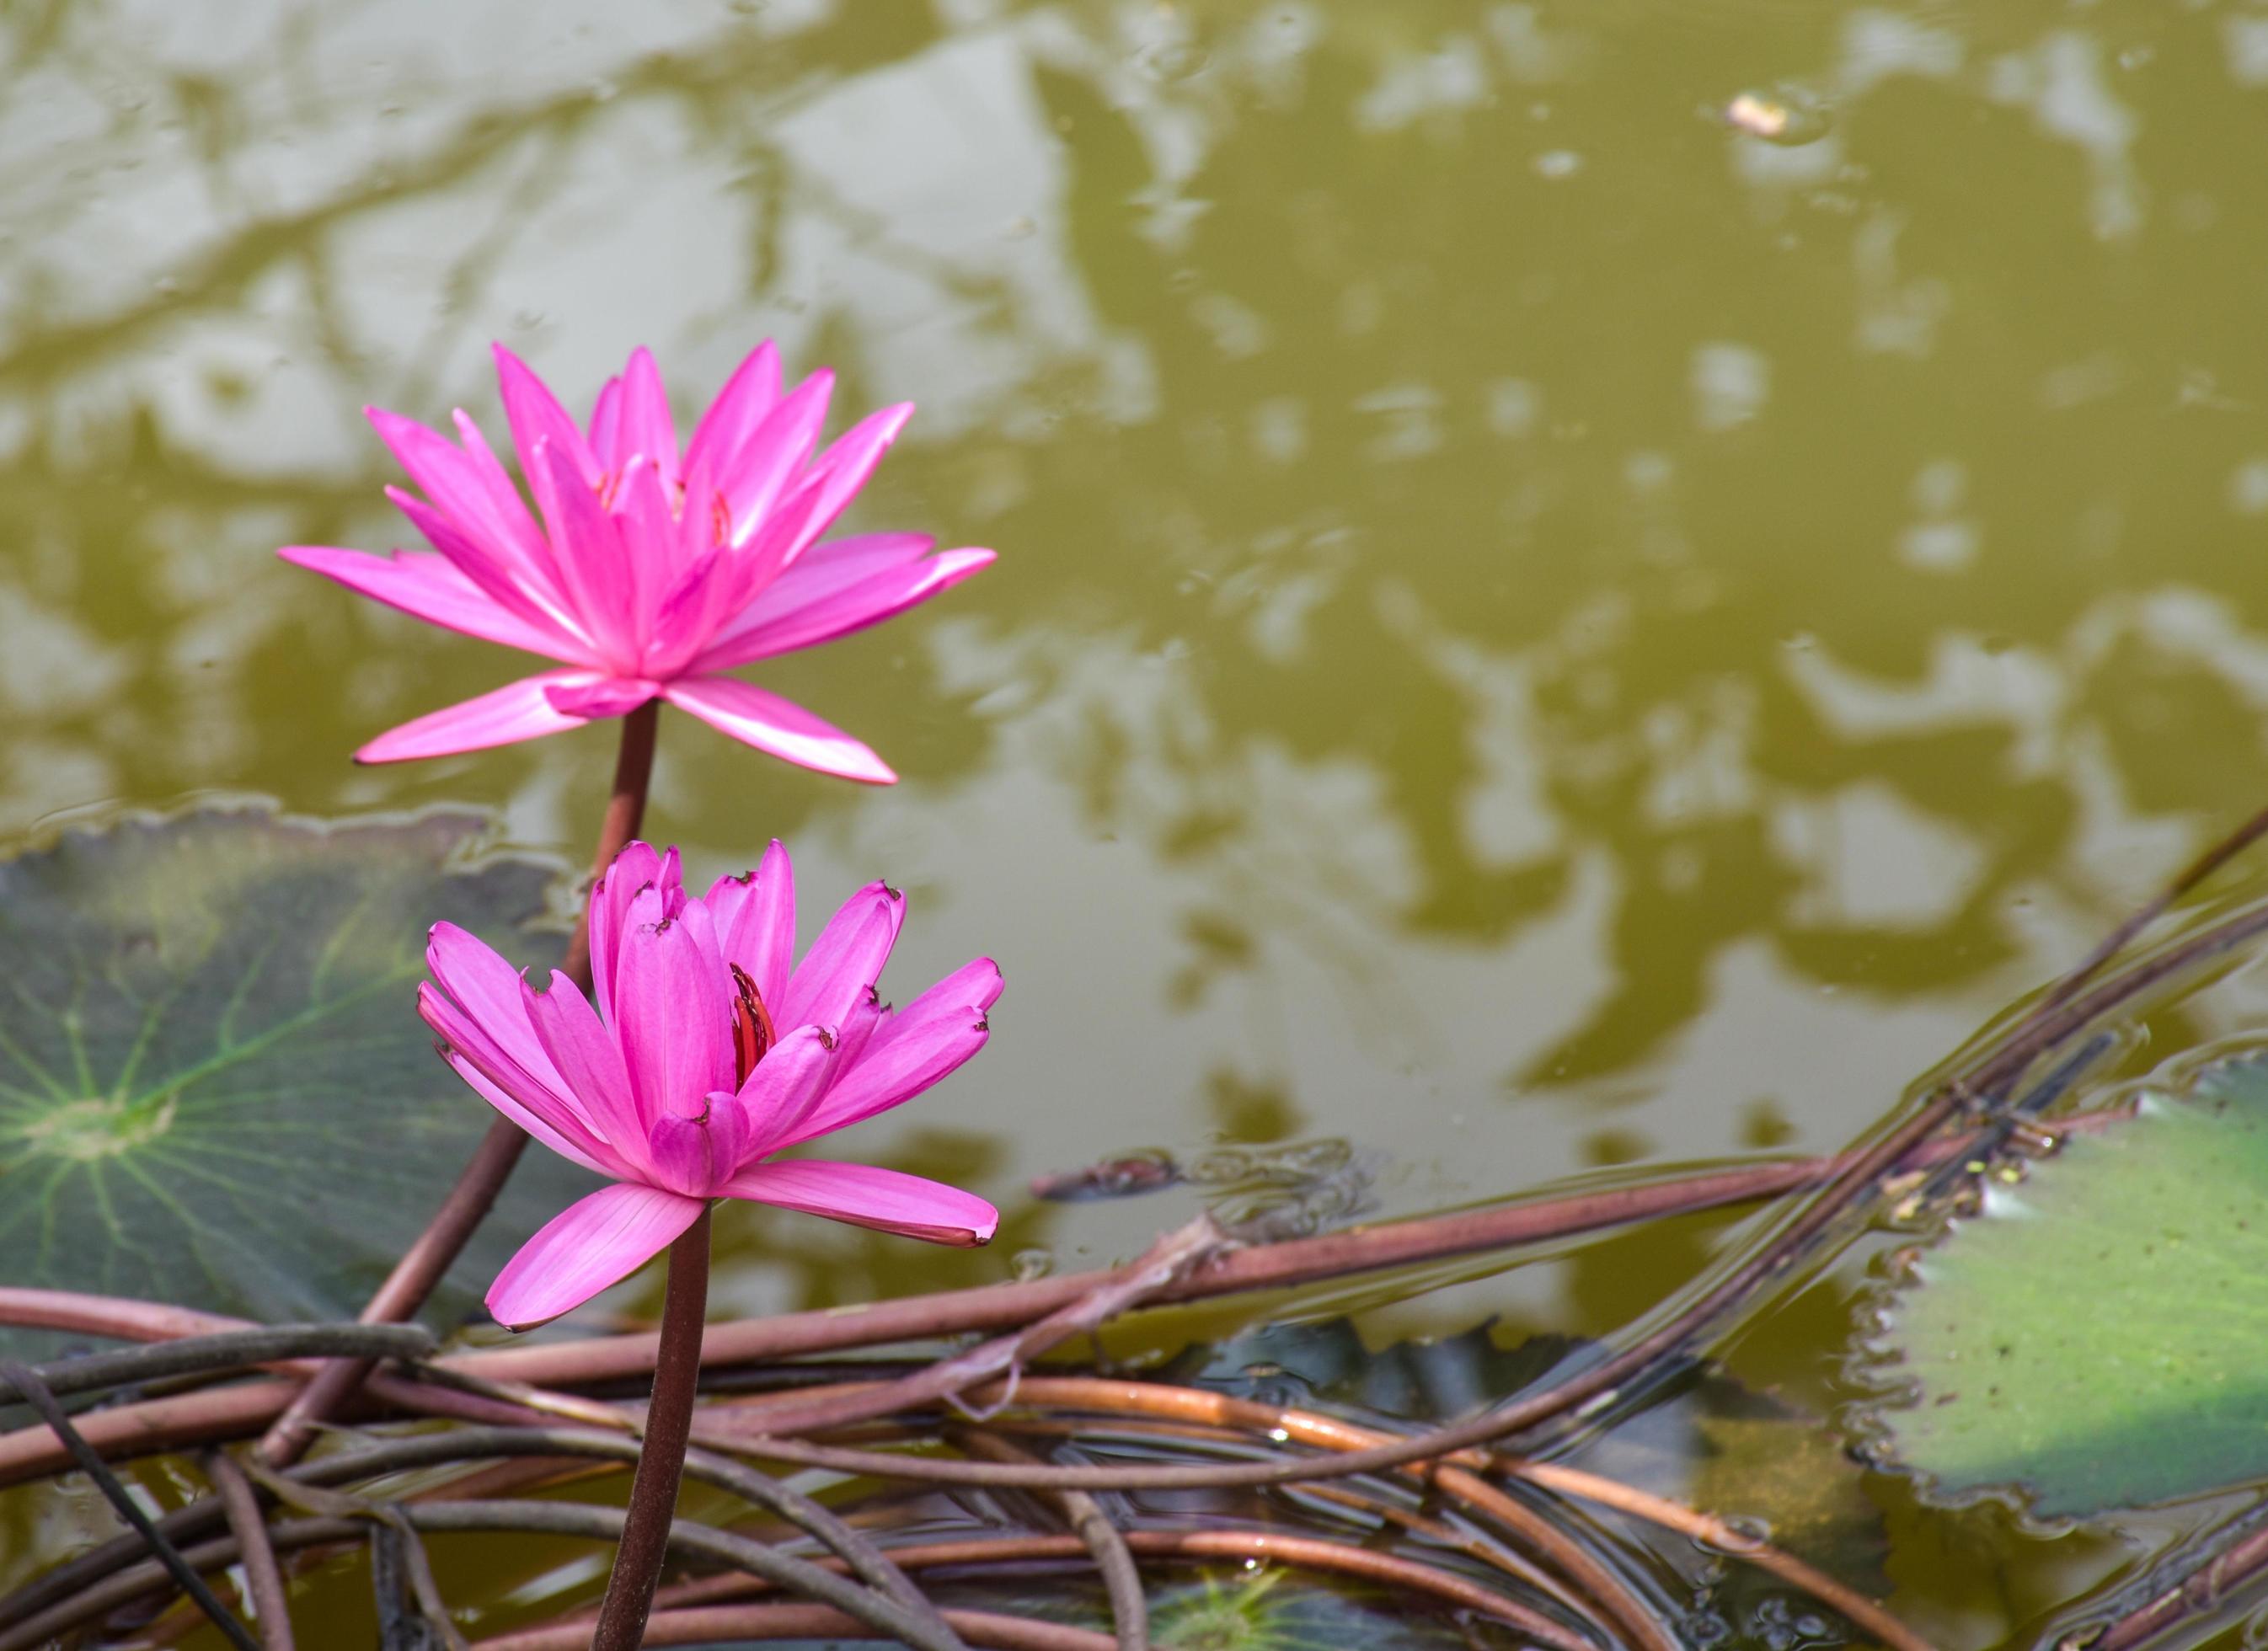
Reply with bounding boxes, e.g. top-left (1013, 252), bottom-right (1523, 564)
top-left (1855, 1050), bottom-right (2268, 1518)
top-left (0, 808), bottom-right (596, 1349)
